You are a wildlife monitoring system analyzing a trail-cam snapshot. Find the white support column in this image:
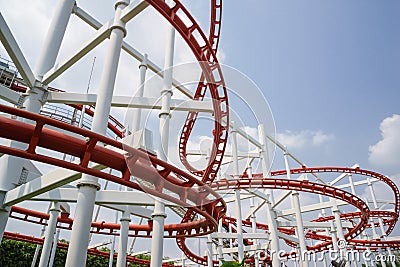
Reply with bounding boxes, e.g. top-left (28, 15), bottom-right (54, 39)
top-left (292, 191), bottom-right (308, 267)
top-left (34, 0), bottom-right (75, 79)
top-left (329, 221), bottom-right (338, 252)
top-left (48, 228), bottom-right (60, 267)
top-left (258, 124), bottom-right (275, 204)
top-left (266, 197), bottom-right (280, 267)
top-left (348, 174), bottom-right (358, 267)
top-left (231, 122), bottom-right (245, 262)
top-left (109, 236), bottom-right (116, 267)
top-left (321, 225), bottom-right (328, 267)
top-left (0, 0), bottom-right (75, 242)
top-left (31, 226), bottom-right (46, 267)
top-left (65, 1), bottom-right (129, 266)
top-left (131, 54), bottom-right (148, 132)
top-left (259, 124), bottom-right (279, 266)
top-left (248, 166), bottom-right (260, 267)
top-left (332, 202), bottom-right (347, 261)
top-left (207, 235), bottom-right (214, 267)
top-left (150, 4), bottom-right (175, 266)
top-left (182, 252), bottom-right (186, 267)
top-left (284, 151), bottom-right (308, 267)
top-left (363, 232), bottom-right (375, 267)
top-left (39, 202), bottom-right (61, 267)
top-left (116, 210), bottom-right (131, 267)
top-left (258, 124), bottom-right (270, 178)
top-left (368, 179), bottom-right (395, 266)
top-left (217, 219), bottom-right (224, 263)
